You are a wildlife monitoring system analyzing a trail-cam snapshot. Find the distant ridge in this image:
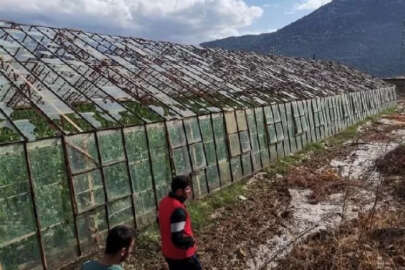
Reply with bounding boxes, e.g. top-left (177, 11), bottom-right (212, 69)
top-left (202, 0), bottom-right (405, 77)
